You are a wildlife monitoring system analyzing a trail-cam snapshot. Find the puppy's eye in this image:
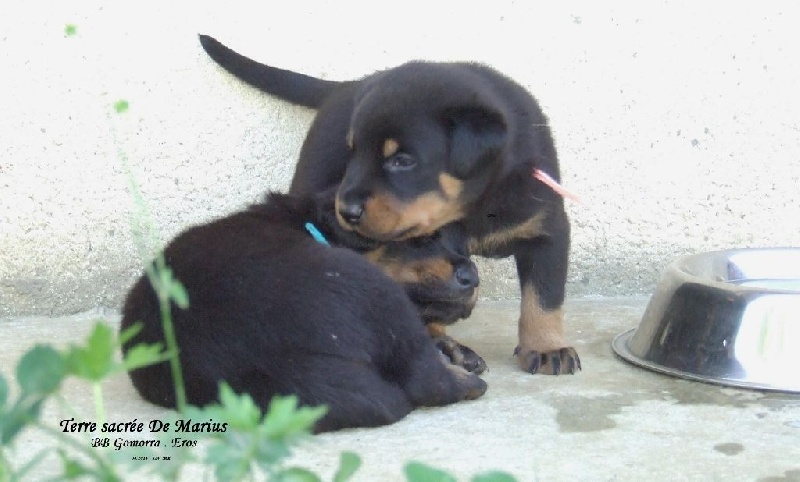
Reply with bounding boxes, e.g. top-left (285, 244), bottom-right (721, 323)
top-left (383, 153), bottom-right (417, 173)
